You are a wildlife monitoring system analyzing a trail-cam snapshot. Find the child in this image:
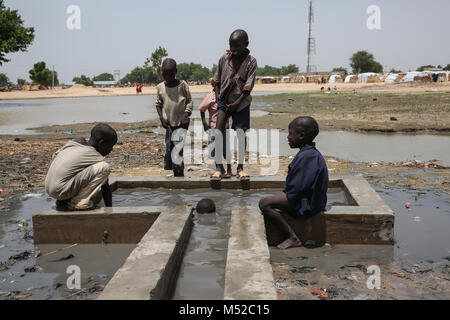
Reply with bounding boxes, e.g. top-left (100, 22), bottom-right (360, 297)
top-left (198, 79), bottom-right (232, 177)
top-left (45, 123), bottom-right (117, 211)
top-left (196, 198), bottom-right (216, 214)
top-left (259, 116), bottom-right (329, 249)
top-left (211, 29), bottom-right (257, 181)
top-left (155, 58), bottom-right (193, 177)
